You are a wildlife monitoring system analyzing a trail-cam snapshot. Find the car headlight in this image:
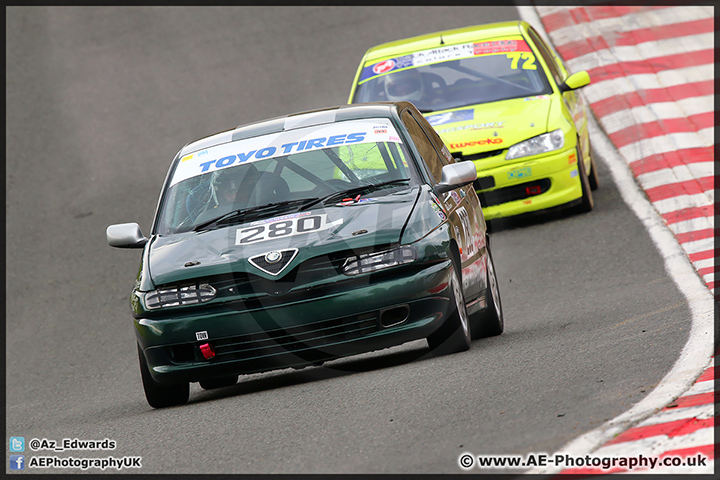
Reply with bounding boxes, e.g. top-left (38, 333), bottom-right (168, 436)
top-left (142, 283), bottom-right (217, 310)
top-left (343, 245), bottom-right (416, 276)
top-left (506, 129), bottom-right (565, 160)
